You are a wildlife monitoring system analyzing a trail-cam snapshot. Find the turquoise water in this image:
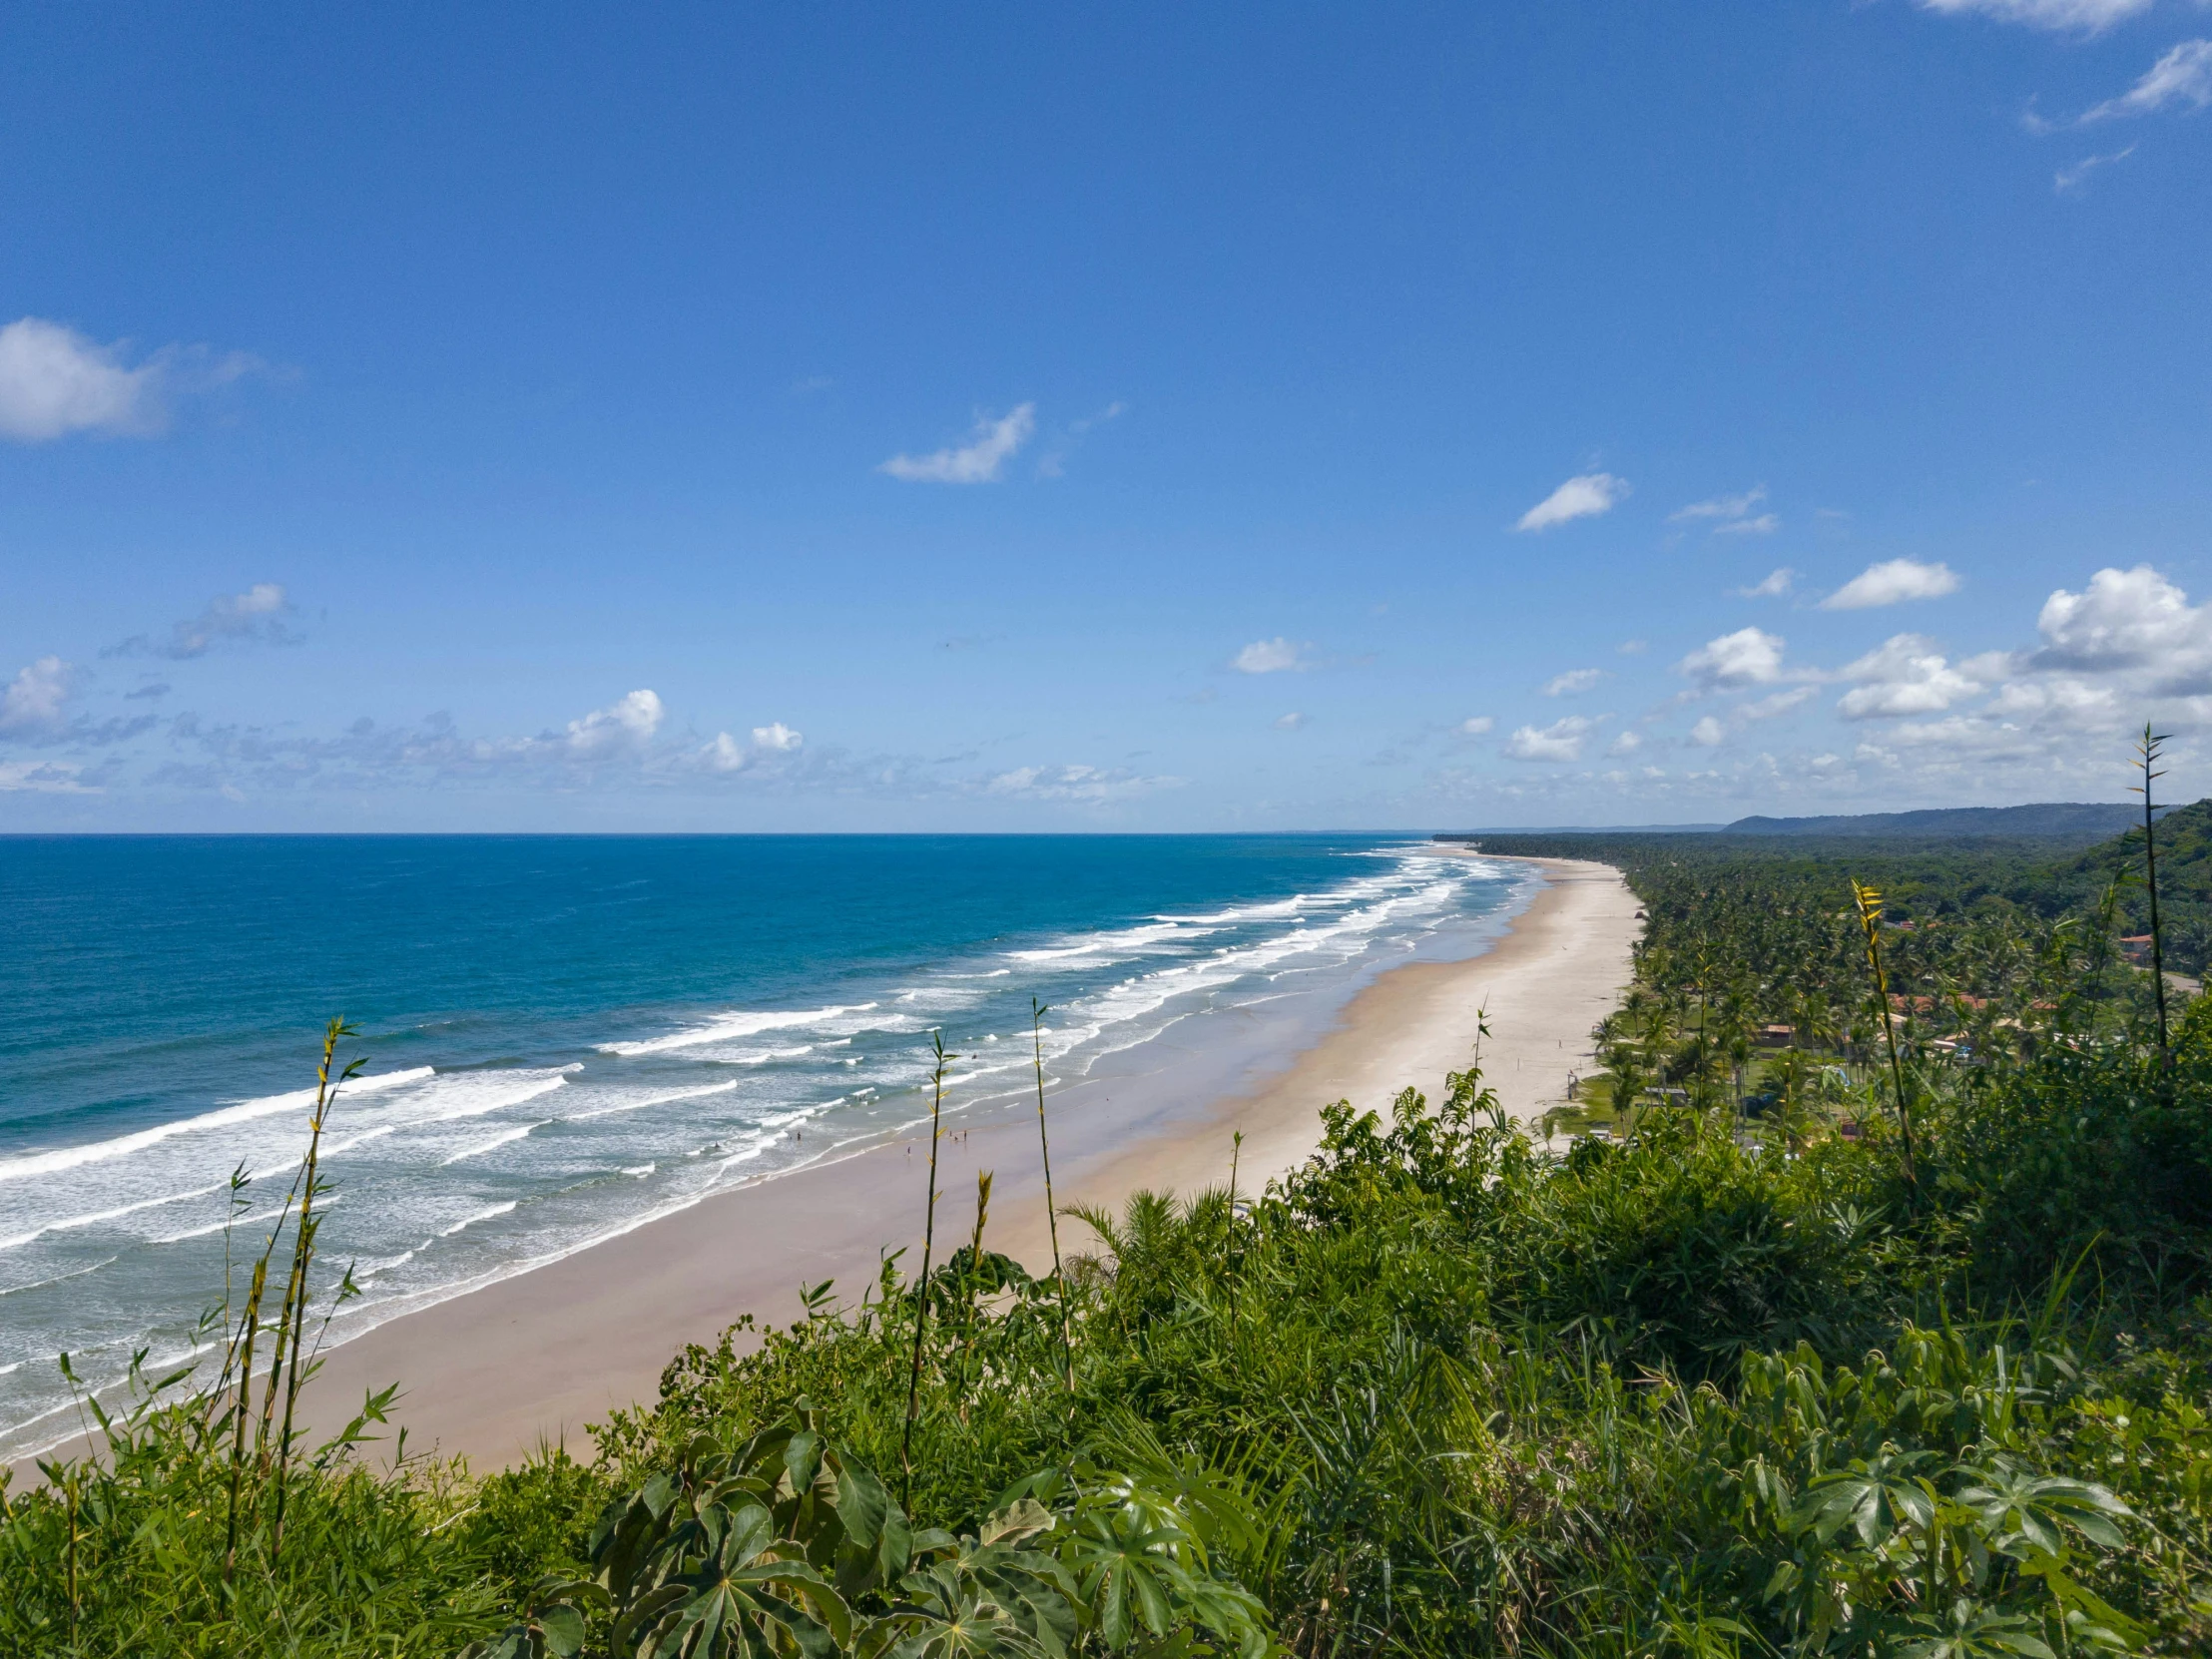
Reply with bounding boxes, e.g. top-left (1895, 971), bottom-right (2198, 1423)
top-left (0, 834), bottom-right (1520, 1453)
